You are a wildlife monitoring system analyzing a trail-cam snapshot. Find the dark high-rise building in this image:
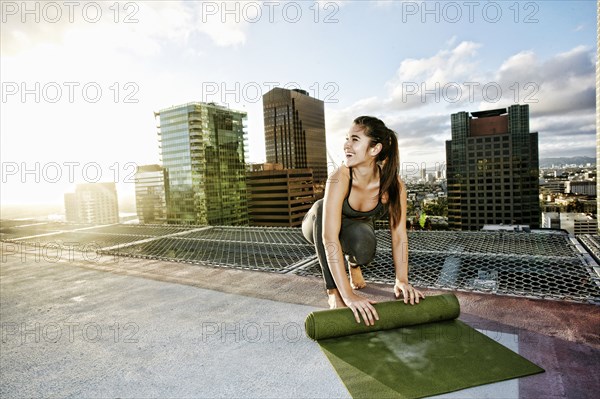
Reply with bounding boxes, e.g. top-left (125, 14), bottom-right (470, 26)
top-left (446, 104), bottom-right (540, 230)
top-left (156, 102), bottom-right (248, 225)
top-left (262, 88), bottom-right (327, 185)
top-left (134, 164), bottom-right (167, 224)
top-left (246, 163), bottom-right (315, 227)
